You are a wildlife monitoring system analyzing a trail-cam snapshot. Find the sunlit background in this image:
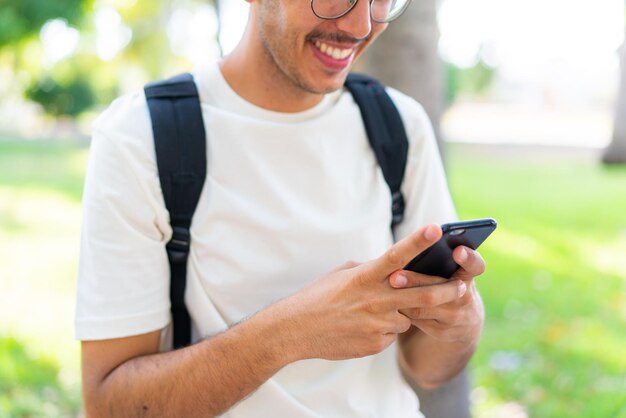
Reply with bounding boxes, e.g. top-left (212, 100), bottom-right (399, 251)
top-left (1, 0), bottom-right (625, 417)
top-left (3, 0), bottom-right (625, 146)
